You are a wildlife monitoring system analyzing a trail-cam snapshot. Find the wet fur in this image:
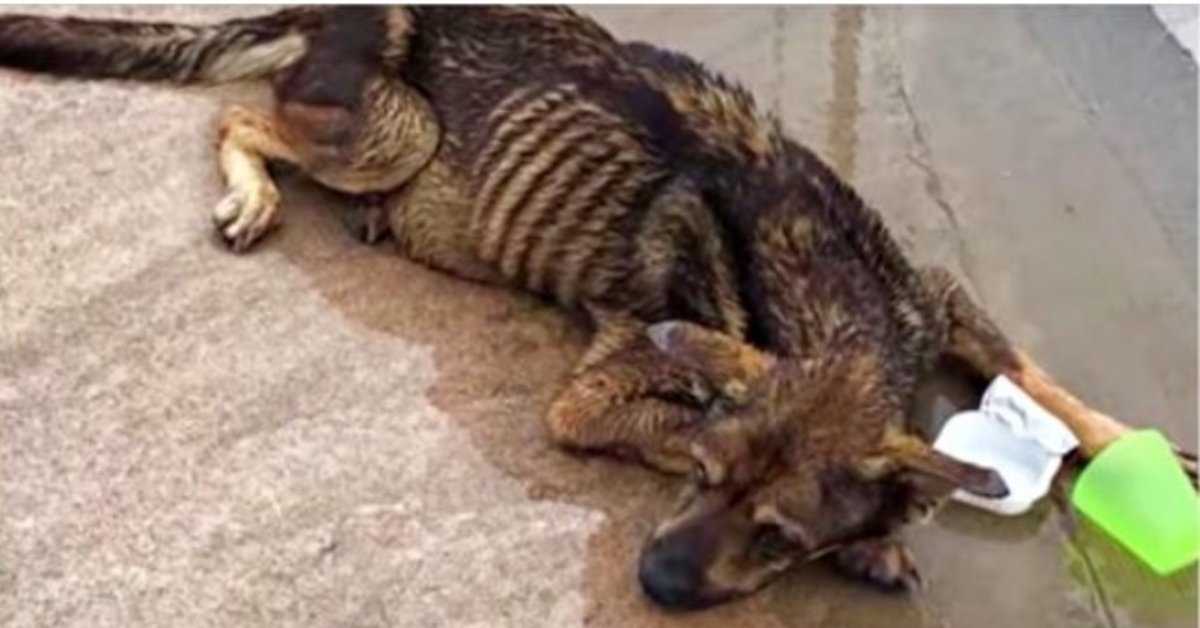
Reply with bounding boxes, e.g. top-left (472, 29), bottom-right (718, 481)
top-left (2, 5), bottom-right (1193, 611)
